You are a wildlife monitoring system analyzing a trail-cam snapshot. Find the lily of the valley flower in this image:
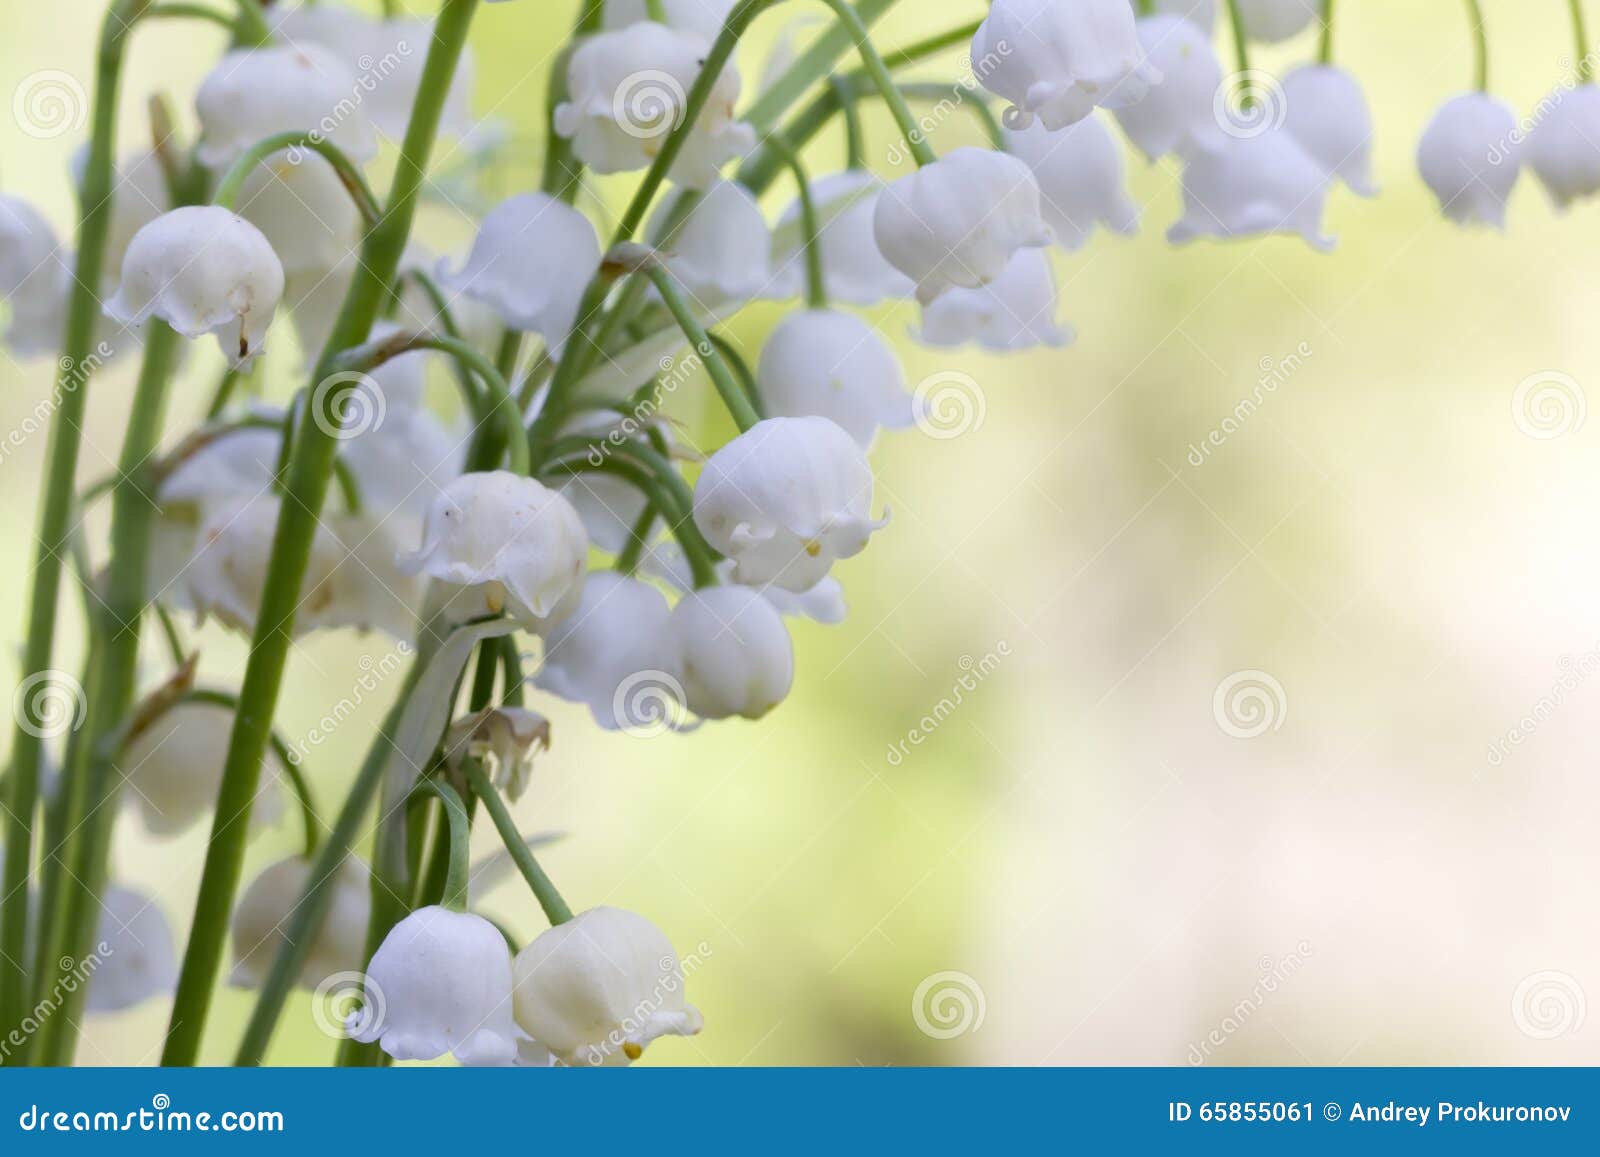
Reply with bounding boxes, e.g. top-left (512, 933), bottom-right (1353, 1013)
top-left (444, 706), bottom-right (551, 802)
top-left (554, 21), bottom-right (756, 190)
top-left (87, 885), bottom-right (177, 1014)
top-left (770, 171), bottom-right (913, 305)
top-left (195, 45), bottom-right (377, 170)
top-left (103, 206), bottom-right (286, 366)
top-left (670, 584), bottom-right (795, 720)
top-left (1416, 93), bottom-right (1521, 228)
top-left (603, 0), bottom-right (736, 39)
top-left (512, 907), bottom-right (703, 1066)
top-left (347, 905), bottom-right (519, 1066)
top-left (757, 309), bottom-right (913, 448)
top-left (116, 701), bottom-right (281, 837)
top-left (1167, 128), bottom-right (1335, 250)
top-left (1006, 118), bottom-right (1139, 251)
top-left (693, 416), bottom-right (885, 593)
top-left (1281, 65), bottom-right (1378, 197)
top-left (437, 192), bottom-right (600, 355)
top-left (1525, 85), bottom-right (1600, 209)
top-left (399, 471), bottom-right (589, 630)
top-left (915, 248), bottom-right (1073, 352)
top-left (647, 181), bottom-right (772, 303)
top-left (973, 0), bottom-right (1159, 131)
top-left (0, 193), bottom-right (65, 357)
top-left (1112, 15), bottom-right (1225, 162)
top-left (231, 856), bottom-right (371, 990)
top-left (874, 146), bottom-right (1053, 304)
top-left (642, 543), bottom-right (849, 626)
top-left (235, 154), bottom-right (363, 276)
top-left (534, 572), bottom-right (680, 731)
top-left (1234, 0), bottom-right (1318, 43)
